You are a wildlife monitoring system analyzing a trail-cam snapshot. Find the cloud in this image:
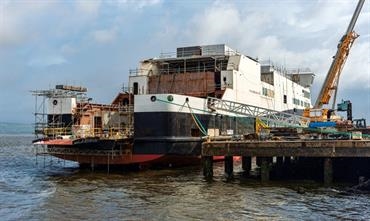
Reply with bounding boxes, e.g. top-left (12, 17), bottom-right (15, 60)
top-left (27, 55), bottom-right (67, 67)
top-left (190, 3), bottom-right (241, 45)
top-left (91, 27), bottom-right (118, 43)
top-left (75, 0), bottom-right (101, 16)
top-left (136, 0), bottom-right (161, 9)
top-left (185, 0), bottom-right (369, 89)
top-left (0, 3), bottom-right (25, 46)
top-left (60, 44), bottom-right (78, 55)
top-left (0, 1), bottom-right (54, 47)
top-left (75, 0), bottom-right (101, 18)
top-left (0, 0), bottom-right (368, 123)
top-left (110, 0), bottom-right (162, 9)
top-left (0, 18), bottom-right (21, 46)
